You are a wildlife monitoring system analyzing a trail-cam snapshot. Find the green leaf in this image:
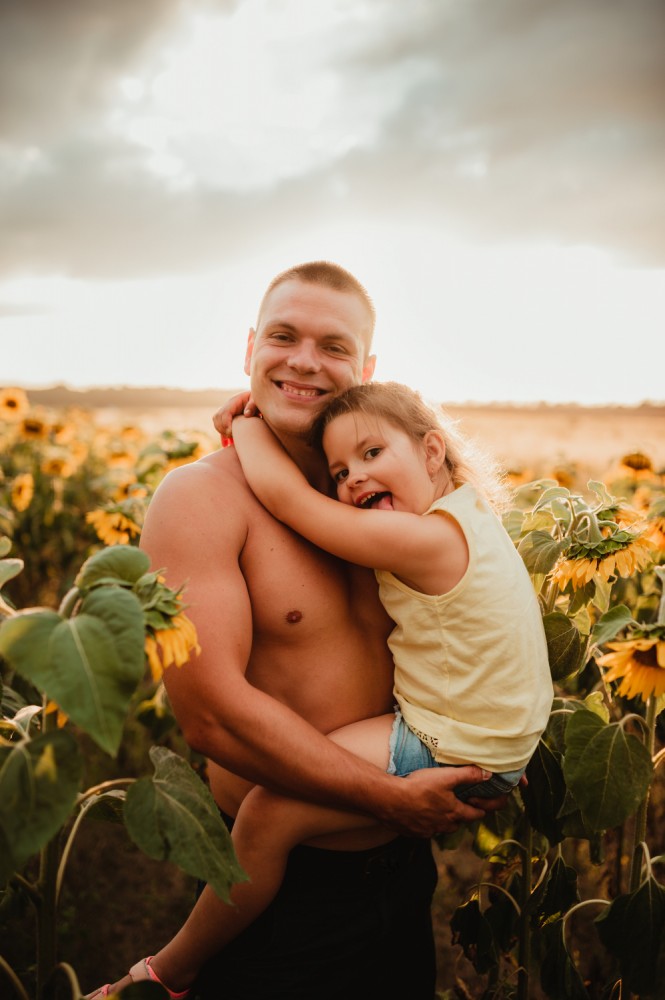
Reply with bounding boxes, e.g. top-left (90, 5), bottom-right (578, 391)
top-left (0, 537), bottom-right (11, 558)
top-left (484, 884), bottom-right (518, 954)
top-left (537, 918), bottom-right (591, 1000)
top-left (75, 545), bottom-right (150, 592)
top-left (543, 612), bottom-right (585, 681)
top-left (550, 498), bottom-right (572, 526)
top-left (567, 579), bottom-right (596, 615)
top-left (591, 574), bottom-right (612, 614)
top-left (0, 591), bottom-right (145, 755)
top-left (0, 730), bottom-right (82, 884)
top-left (533, 486), bottom-right (572, 511)
top-left (582, 691), bottom-right (609, 723)
top-left (563, 711), bottom-right (653, 831)
top-left (521, 739), bottom-right (567, 844)
top-left (571, 605), bottom-right (591, 637)
top-left (518, 531), bottom-right (567, 575)
top-left (502, 508), bottom-right (525, 541)
top-left (450, 897), bottom-right (499, 975)
top-left (587, 480), bottom-right (615, 506)
top-left (0, 558), bottom-right (24, 587)
top-left (521, 509), bottom-right (557, 534)
top-left (545, 698), bottom-right (582, 757)
top-left (595, 876), bottom-right (665, 997)
top-left (124, 747), bottom-right (247, 903)
top-left (535, 856), bottom-right (580, 926)
top-left (591, 604), bottom-right (636, 647)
